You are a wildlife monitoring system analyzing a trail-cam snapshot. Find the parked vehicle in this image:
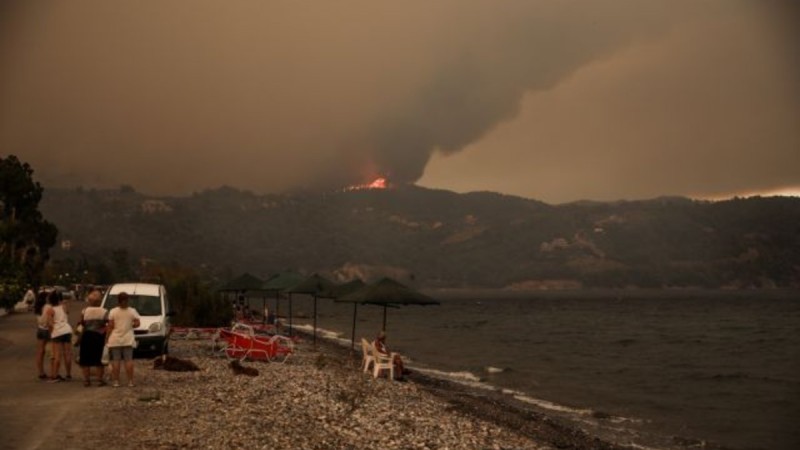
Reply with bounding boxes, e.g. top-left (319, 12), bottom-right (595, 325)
top-left (101, 283), bottom-right (173, 354)
top-left (13, 289), bottom-right (37, 312)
